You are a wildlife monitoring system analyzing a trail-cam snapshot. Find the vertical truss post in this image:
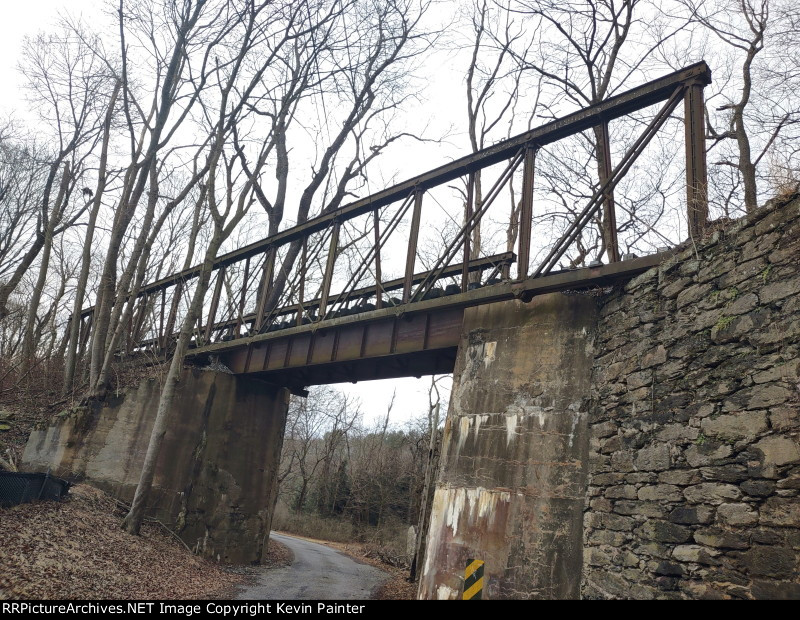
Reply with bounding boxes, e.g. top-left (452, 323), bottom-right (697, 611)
top-left (204, 267), bottom-right (225, 343)
top-left (518, 146), bottom-right (536, 279)
top-left (684, 81), bottom-right (708, 239)
top-left (236, 257), bottom-right (250, 337)
top-left (297, 239), bottom-right (307, 326)
top-left (254, 247), bottom-right (276, 332)
top-left (319, 220), bottom-right (340, 319)
top-left (461, 174), bottom-right (475, 292)
top-left (597, 122), bottom-right (620, 263)
top-left (403, 189), bottom-right (424, 303)
top-left (533, 86), bottom-right (684, 278)
top-left (374, 209), bottom-right (383, 310)
top-left (131, 293), bottom-right (149, 351)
